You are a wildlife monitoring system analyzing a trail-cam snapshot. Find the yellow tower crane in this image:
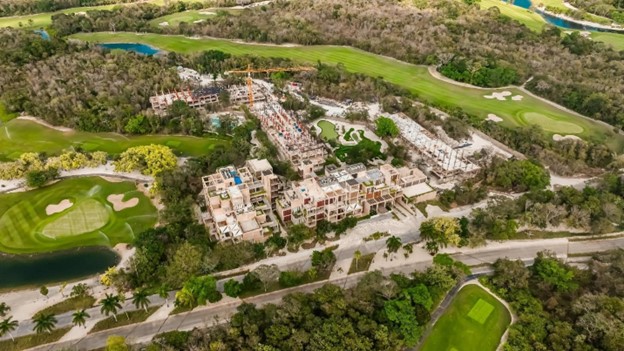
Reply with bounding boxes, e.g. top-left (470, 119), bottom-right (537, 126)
top-left (225, 64), bottom-right (316, 107)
